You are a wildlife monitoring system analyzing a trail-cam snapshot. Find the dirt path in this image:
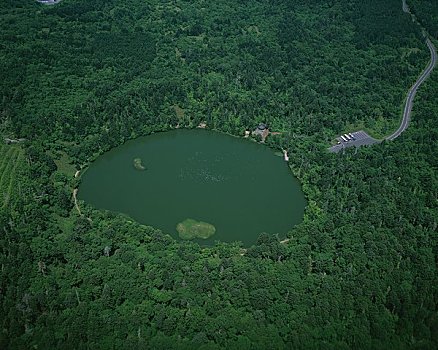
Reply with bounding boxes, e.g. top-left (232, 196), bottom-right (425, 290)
top-left (4, 138), bottom-right (26, 144)
top-left (73, 188), bottom-right (82, 215)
